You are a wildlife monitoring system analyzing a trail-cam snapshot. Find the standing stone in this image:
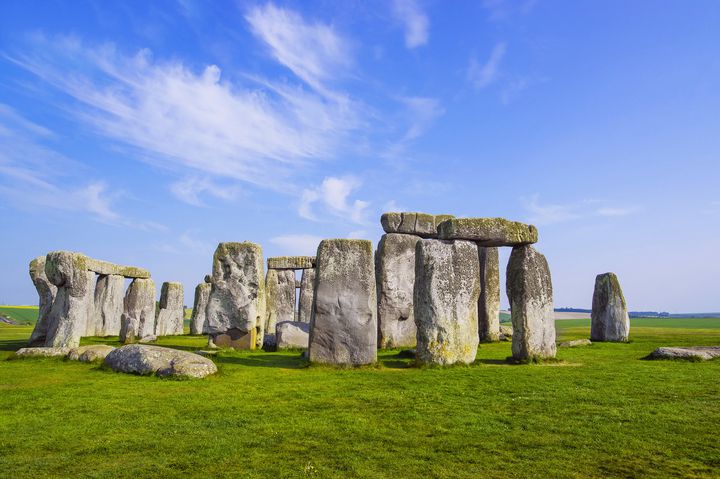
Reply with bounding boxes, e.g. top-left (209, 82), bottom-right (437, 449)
top-left (156, 282), bottom-right (184, 336)
top-left (265, 269), bottom-right (296, 338)
top-left (276, 321), bottom-right (310, 349)
top-left (94, 274), bottom-right (125, 336)
top-left (414, 239), bottom-right (481, 365)
top-left (297, 268), bottom-right (315, 323)
top-left (206, 242), bottom-right (266, 349)
top-left (120, 278), bottom-right (156, 343)
top-left (83, 271), bottom-right (97, 337)
top-left (377, 233), bottom-right (421, 348)
top-left (27, 256), bottom-right (58, 346)
top-left (506, 245), bottom-right (556, 361)
top-left (44, 251), bottom-right (92, 349)
top-left (190, 282), bottom-right (211, 335)
top-left (478, 247), bottom-right (501, 341)
top-left (308, 239), bottom-right (377, 365)
top-left (590, 272), bottom-right (630, 342)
